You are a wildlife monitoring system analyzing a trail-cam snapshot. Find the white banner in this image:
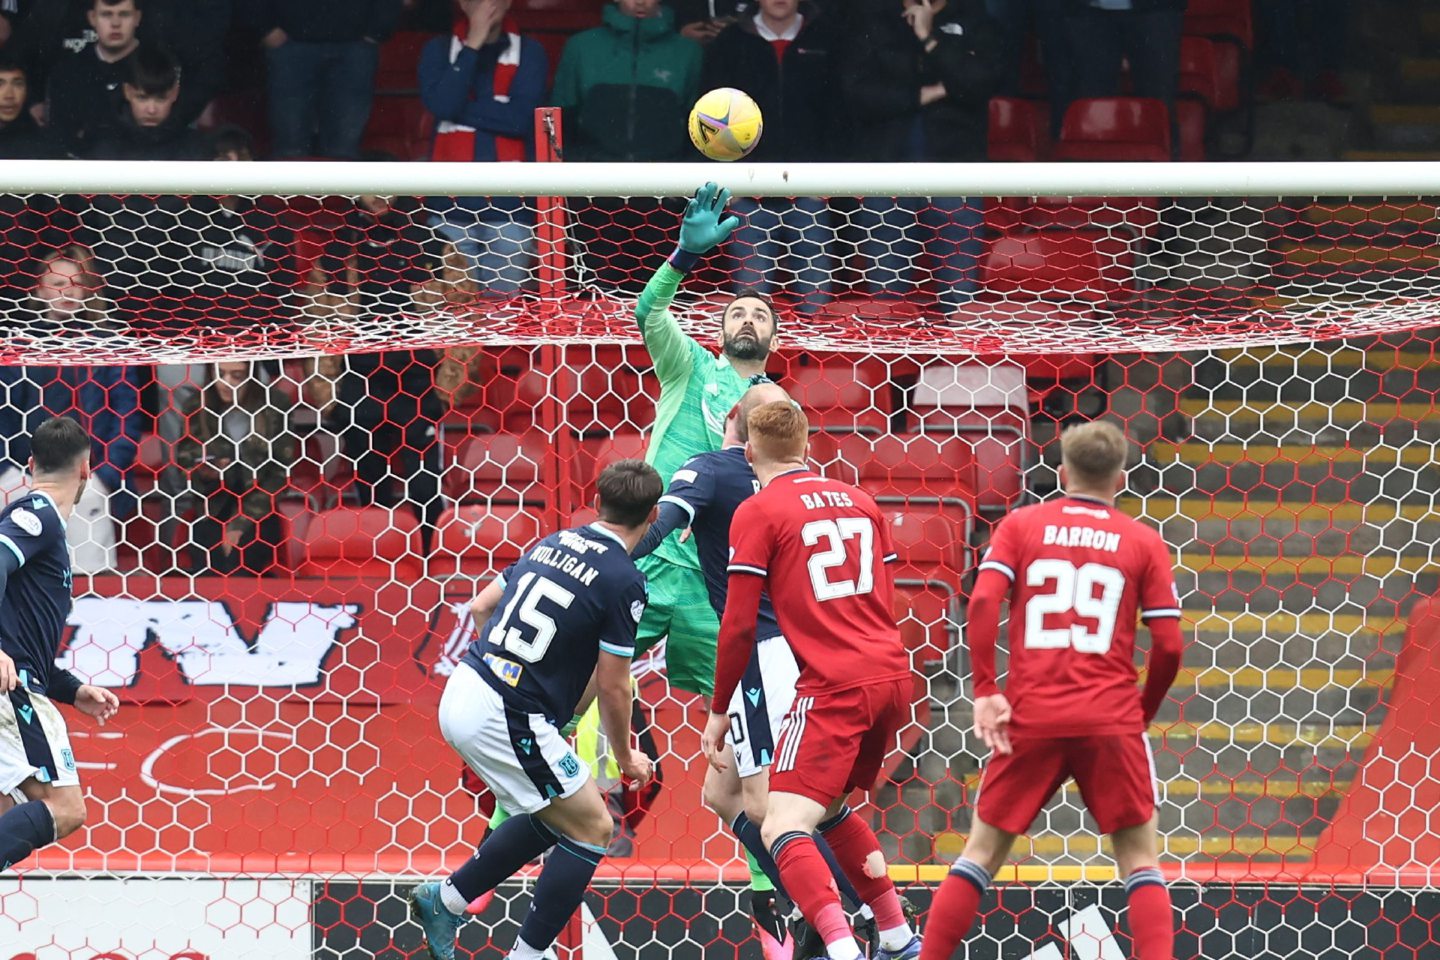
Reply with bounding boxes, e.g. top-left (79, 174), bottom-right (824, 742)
top-left (0, 877), bottom-right (310, 960)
